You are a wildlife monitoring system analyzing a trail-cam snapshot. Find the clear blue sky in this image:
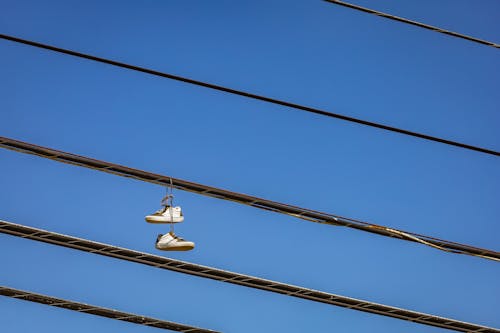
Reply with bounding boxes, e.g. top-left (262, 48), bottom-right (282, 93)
top-left (1, 0), bottom-right (499, 332)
